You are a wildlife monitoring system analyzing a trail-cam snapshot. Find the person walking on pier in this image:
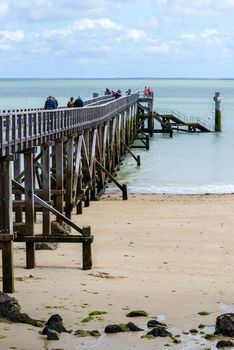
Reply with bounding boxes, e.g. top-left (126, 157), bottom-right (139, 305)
top-left (44, 96), bottom-right (57, 110)
top-left (74, 96), bottom-right (84, 107)
top-left (115, 89), bottom-right (122, 99)
top-left (67, 97), bottom-right (75, 107)
top-left (105, 88), bottom-right (111, 95)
